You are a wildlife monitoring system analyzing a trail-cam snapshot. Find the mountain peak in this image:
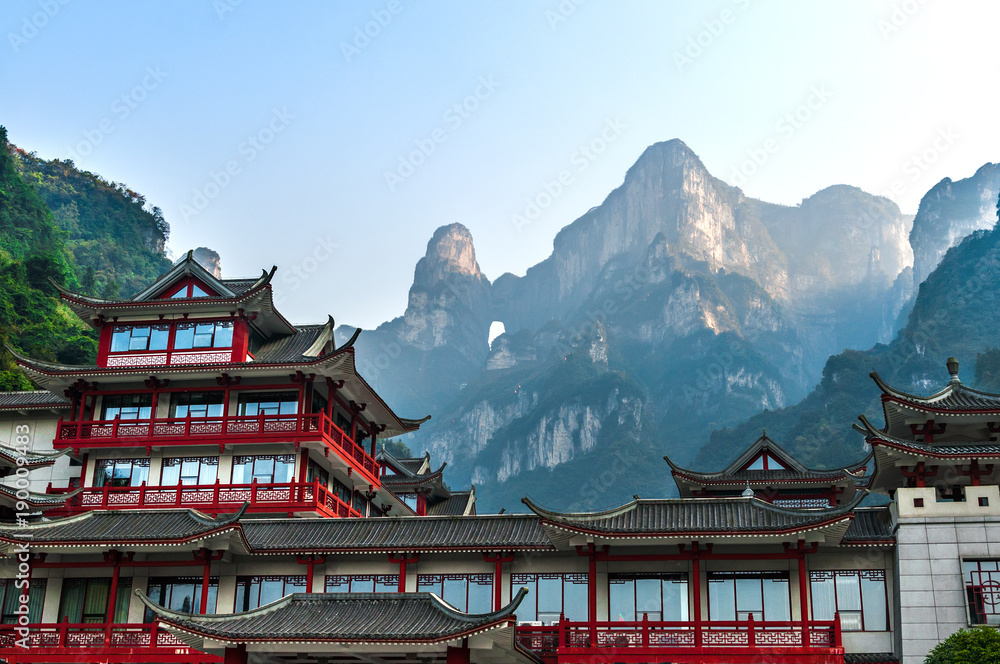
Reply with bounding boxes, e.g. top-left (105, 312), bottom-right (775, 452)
top-left (413, 223), bottom-right (486, 287)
